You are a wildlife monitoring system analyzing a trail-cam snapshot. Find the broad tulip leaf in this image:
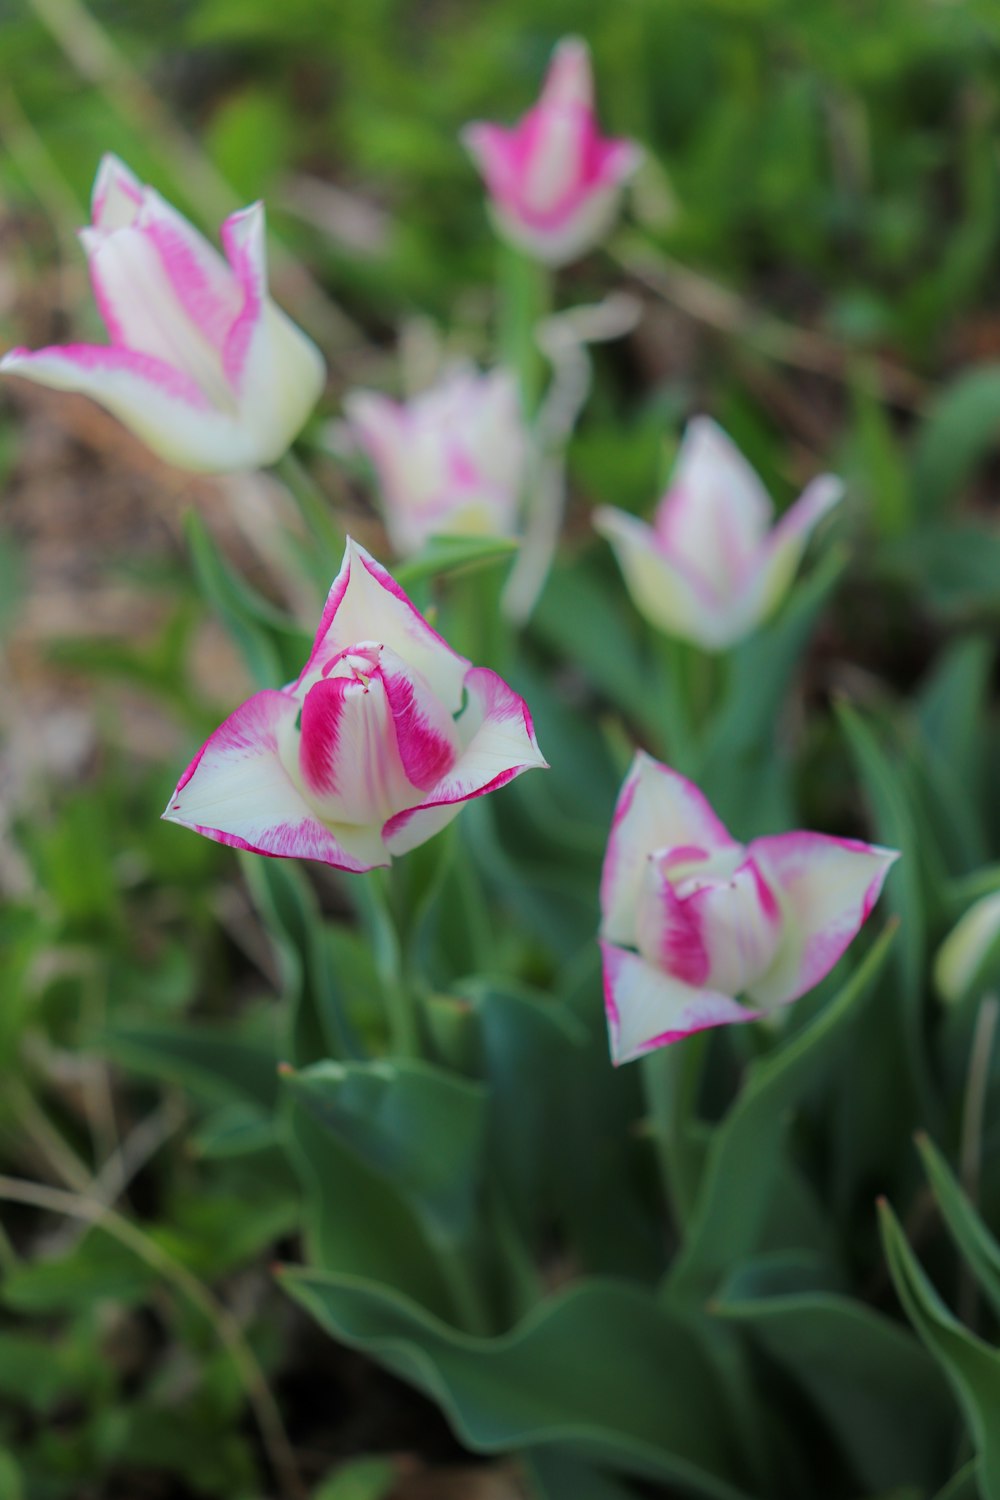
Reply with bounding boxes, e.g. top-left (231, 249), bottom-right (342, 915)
top-left (278, 1270), bottom-right (754, 1500)
top-left (879, 1201), bottom-right (1000, 1499)
top-left (713, 1270), bottom-right (953, 1491)
top-left (284, 1058), bottom-right (487, 1243)
top-left (523, 1448), bottom-right (644, 1499)
top-left (934, 1462), bottom-right (981, 1500)
top-left (284, 1095), bottom-right (457, 1323)
top-left (667, 923), bottom-right (895, 1302)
